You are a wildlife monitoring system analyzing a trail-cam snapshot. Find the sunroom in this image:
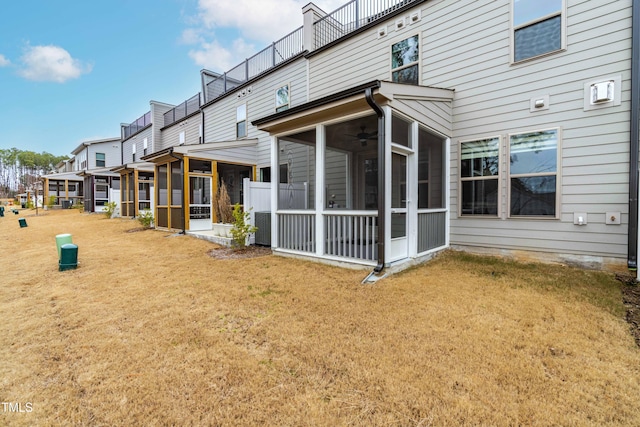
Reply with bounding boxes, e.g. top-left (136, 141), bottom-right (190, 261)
top-left (252, 80), bottom-right (453, 272)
